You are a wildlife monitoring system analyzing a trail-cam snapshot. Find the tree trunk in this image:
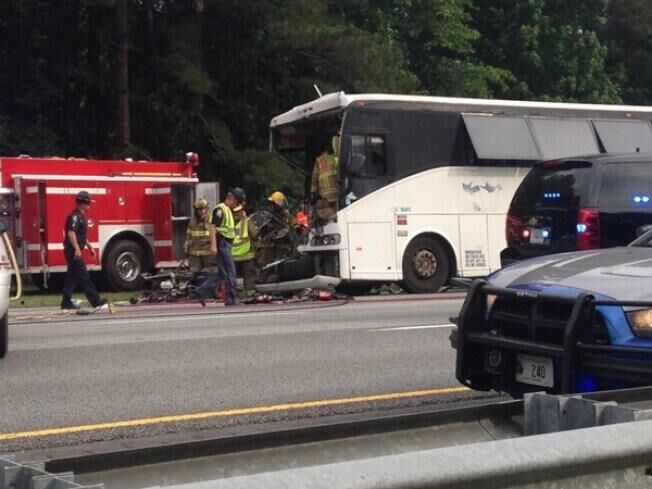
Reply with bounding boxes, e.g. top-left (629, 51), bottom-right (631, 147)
top-left (192, 0), bottom-right (205, 114)
top-left (116, 0), bottom-right (130, 152)
top-left (143, 0), bottom-right (158, 92)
